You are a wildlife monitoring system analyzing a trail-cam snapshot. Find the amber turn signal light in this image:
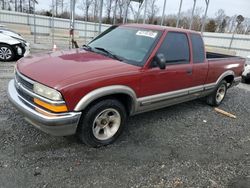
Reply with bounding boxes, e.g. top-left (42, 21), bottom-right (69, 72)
top-left (34, 98), bottom-right (68, 113)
